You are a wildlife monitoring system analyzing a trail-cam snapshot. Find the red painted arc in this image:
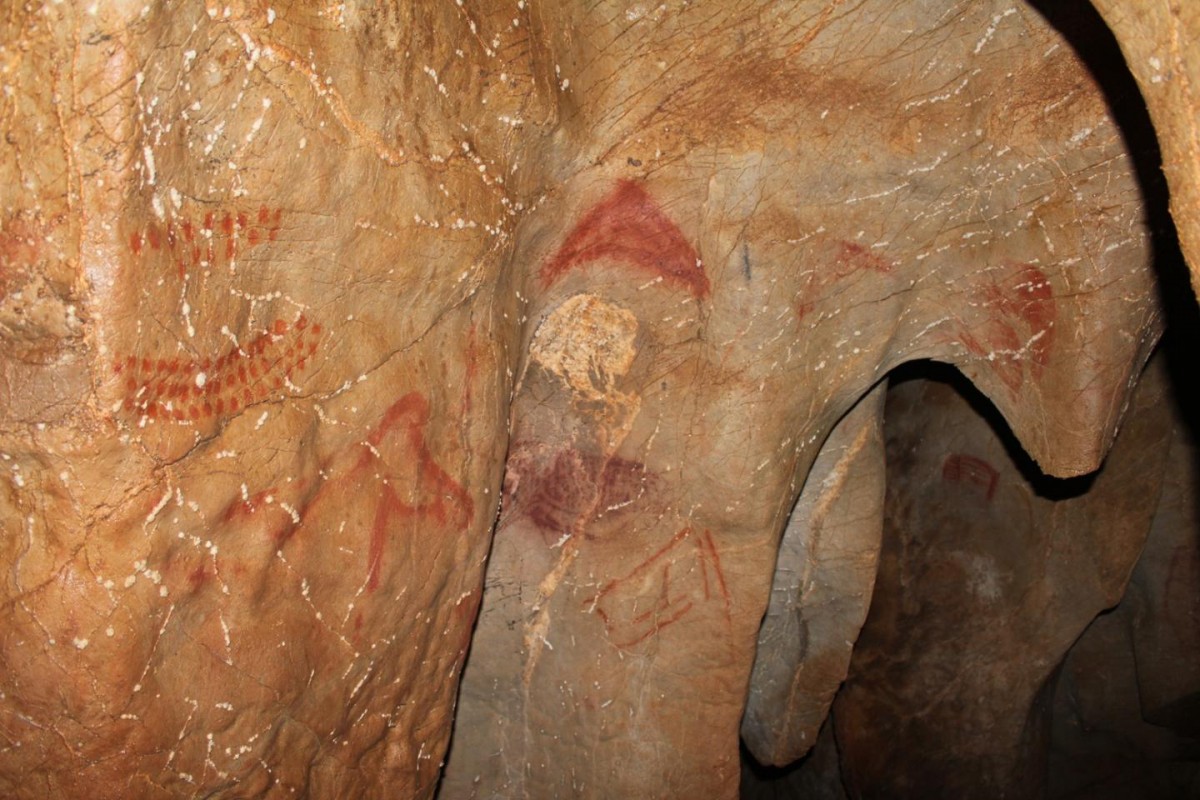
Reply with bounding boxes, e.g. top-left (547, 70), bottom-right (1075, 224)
top-left (540, 180), bottom-right (710, 298)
